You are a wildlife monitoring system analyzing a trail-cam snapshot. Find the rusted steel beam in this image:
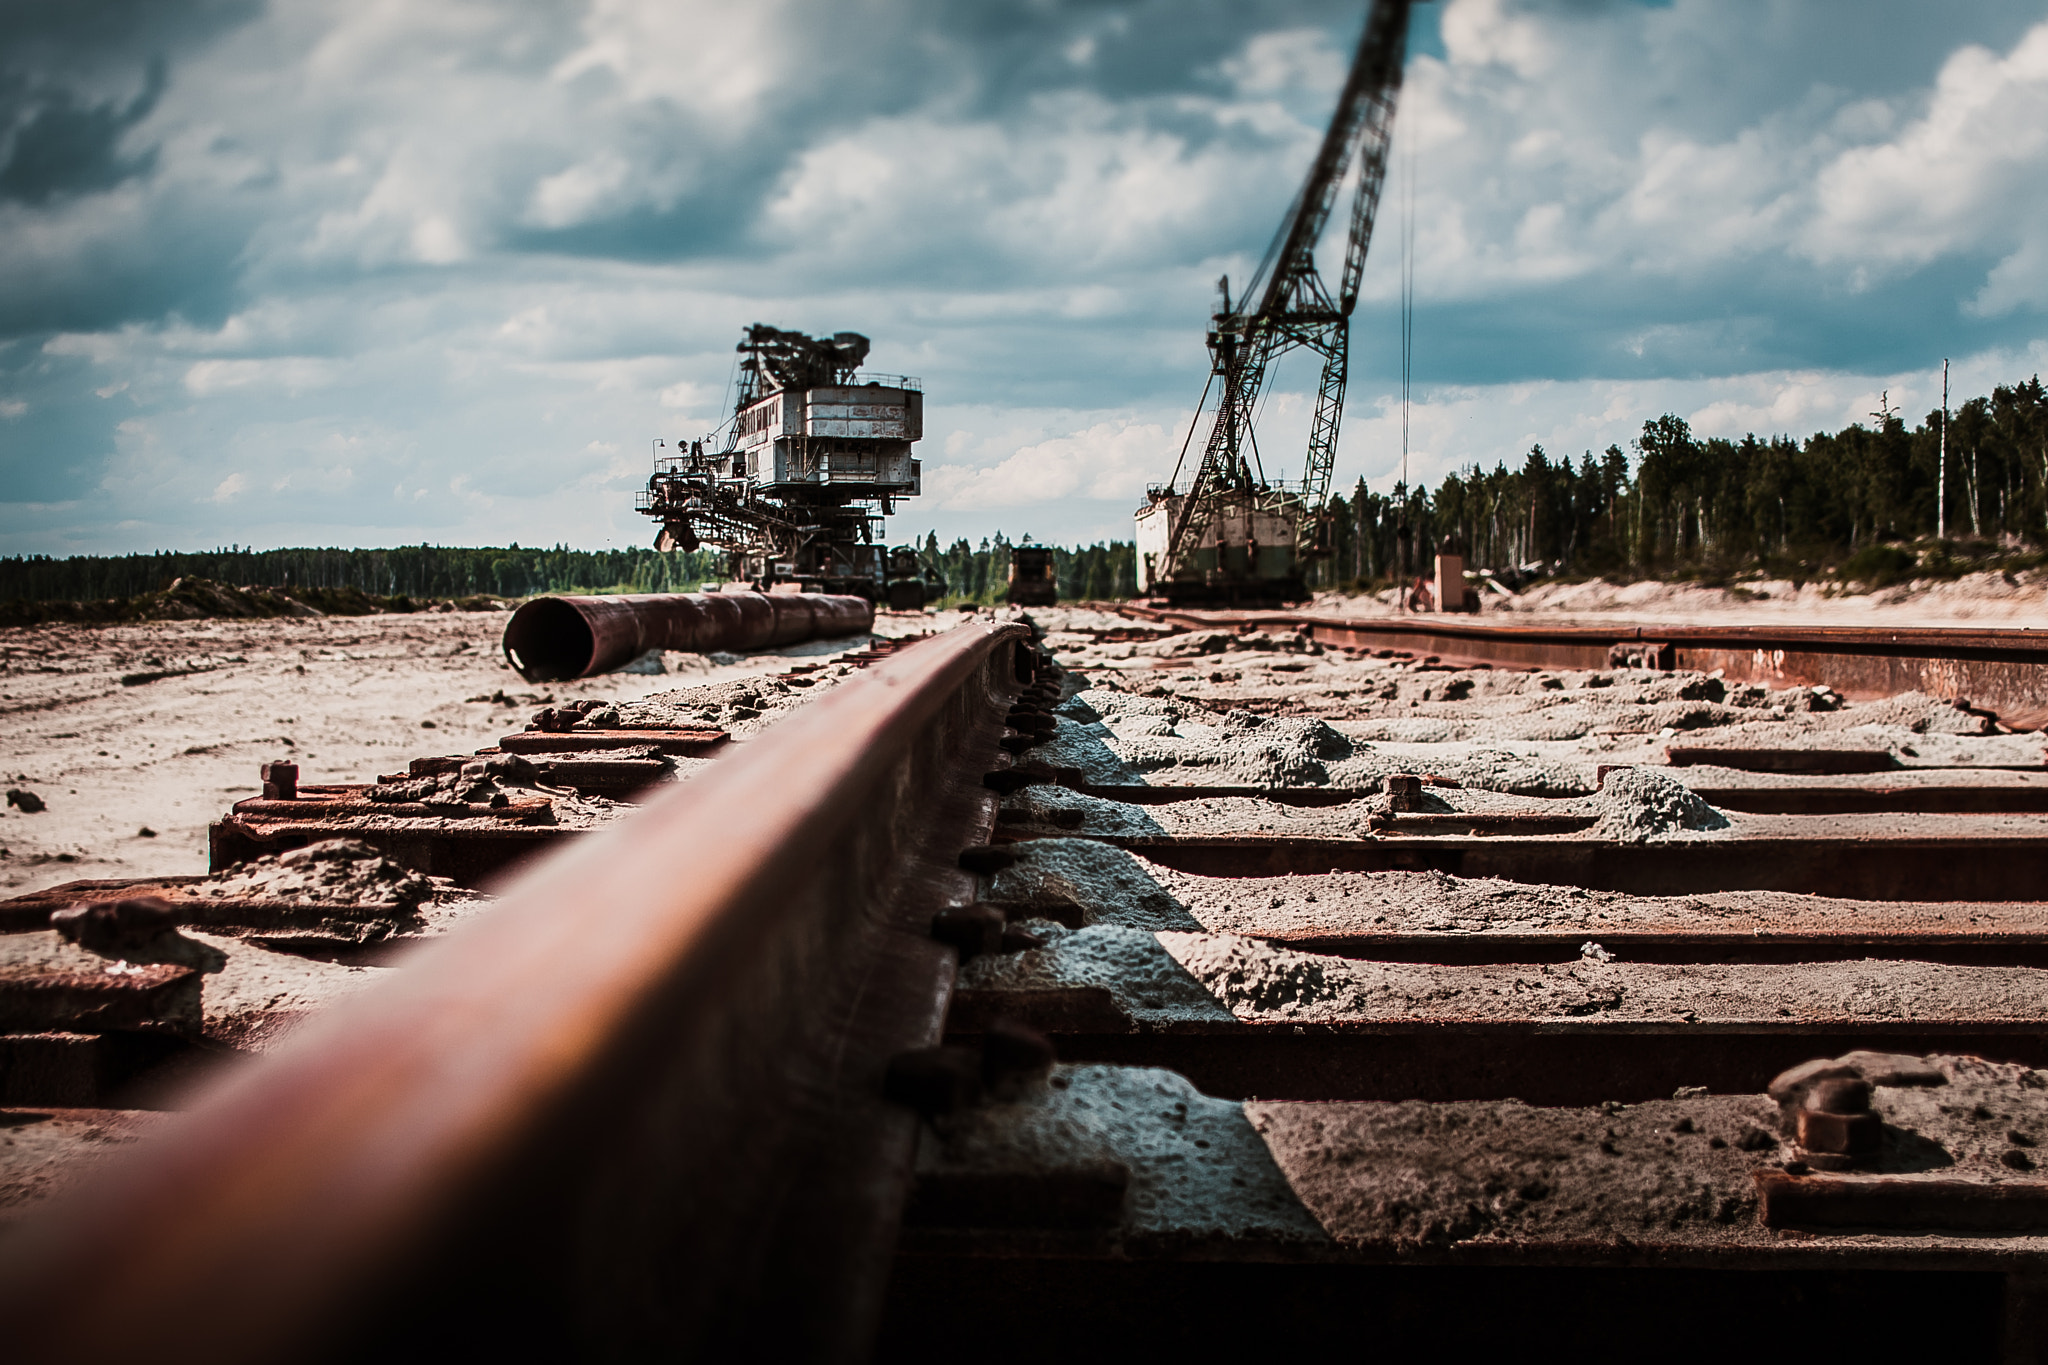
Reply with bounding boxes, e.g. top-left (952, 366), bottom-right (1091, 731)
top-left (1757, 1170), bottom-right (2048, 1233)
top-left (502, 590), bottom-right (874, 681)
top-left (1119, 606), bottom-right (2048, 730)
top-left (1691, 783), bottom-right (2048, 816)
top-left (1097, 829), bottom-right (2048, 900)
top-left (1664, 747), bottom-right (1896, 774)
top-left (0, 620), bottom-right (1030, 1363)
top-left (206, 815), bottom-right (564, 888)
top-left (494, 727), bottom-right (728, 756)
top-left (955, 1030), bottom-right (2048, 1109)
